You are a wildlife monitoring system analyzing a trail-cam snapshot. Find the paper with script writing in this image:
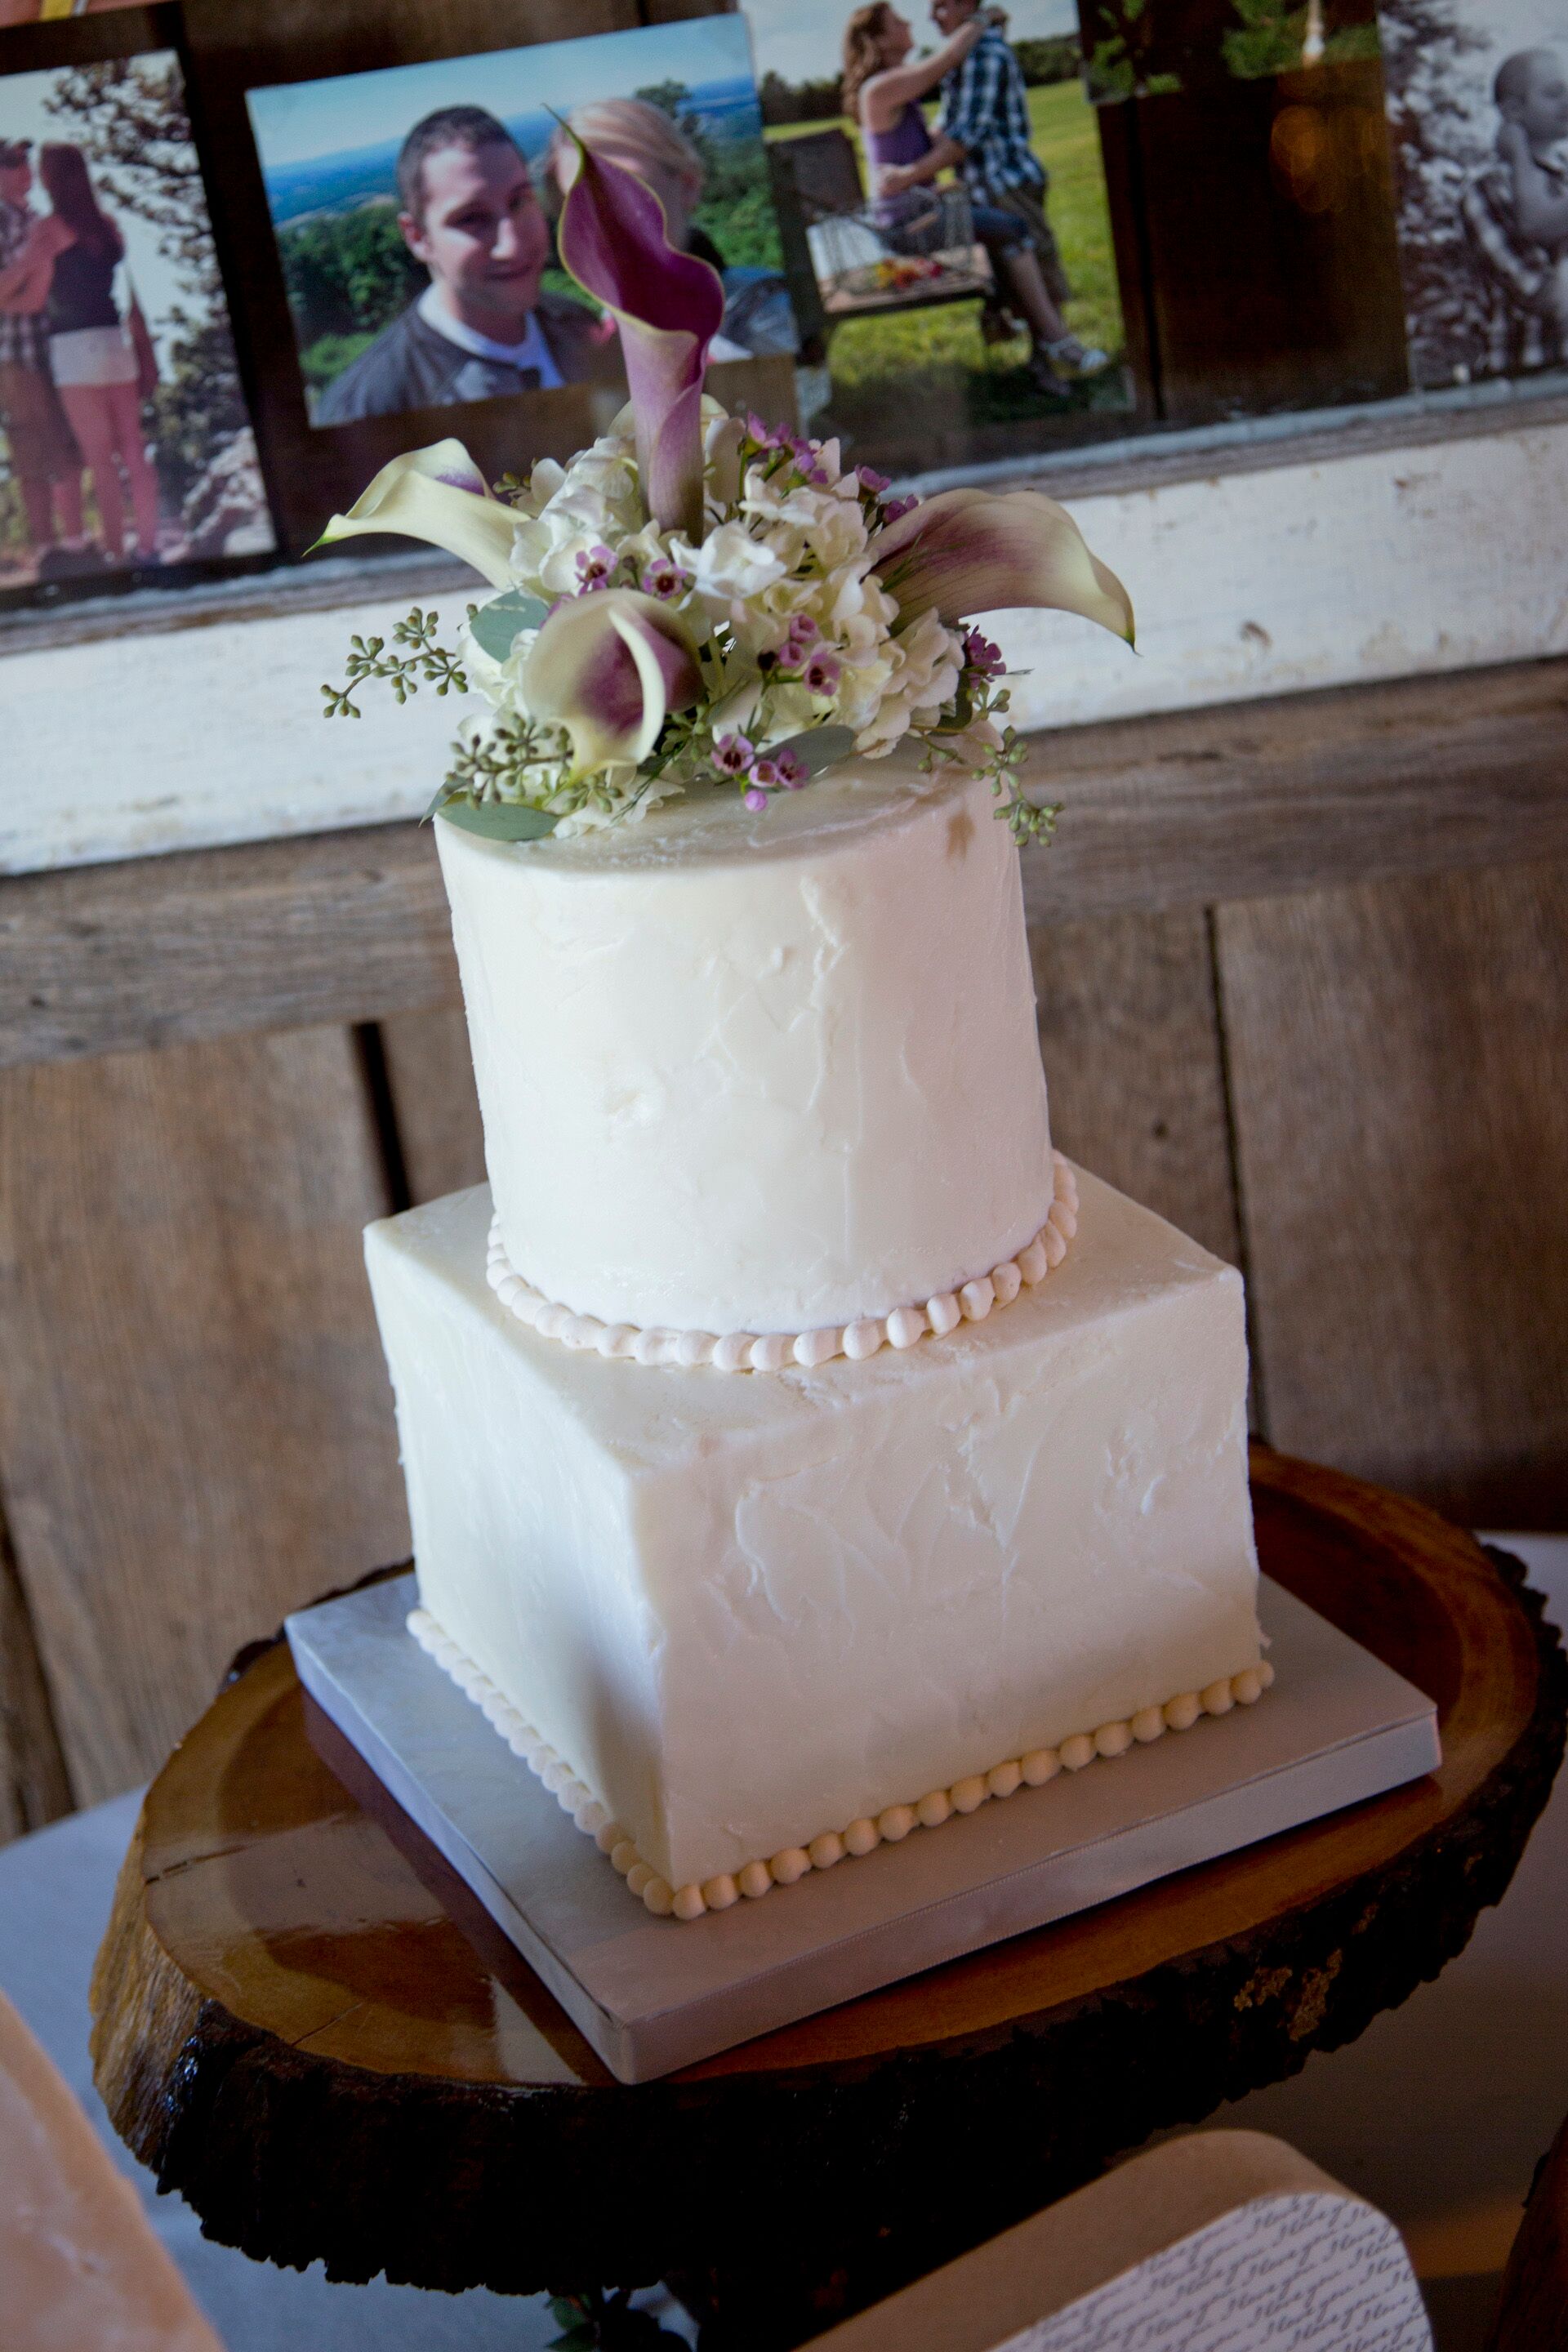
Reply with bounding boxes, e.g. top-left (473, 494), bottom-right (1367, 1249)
top-left (993, 2192), bottom-right (1432, 2352)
